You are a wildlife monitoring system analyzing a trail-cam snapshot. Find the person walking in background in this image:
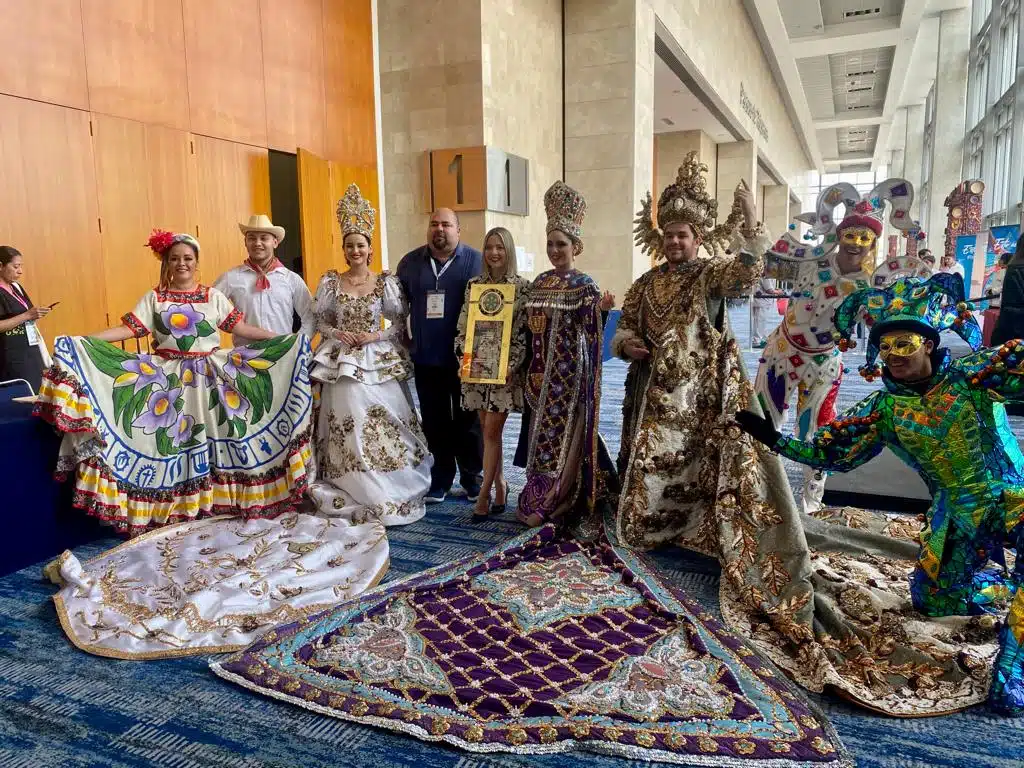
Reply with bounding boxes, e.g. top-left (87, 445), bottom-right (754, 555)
top-left (918, 248), bottom-right (936, 273)
top-left (938, 250), bottom-right (966, 282)
top-left (214, 215), bottom-right (314, 343)
top-left (991, 234), bottom-right (1024, 347)
top-left (454, 227), bottom-right (529, 520)
top-left (397, 208), bottom-right (483, 504)
top-left (0, 246), bottom-right (51, 391)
